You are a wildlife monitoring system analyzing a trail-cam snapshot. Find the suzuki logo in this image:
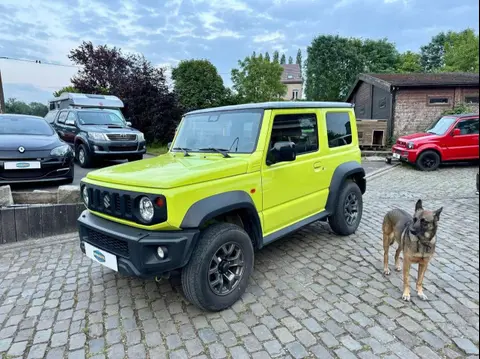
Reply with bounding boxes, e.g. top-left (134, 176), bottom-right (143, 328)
top-left (18, 146), bottom-right (25, 153)
top-left (103, 194), bottom-right (111, 209)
